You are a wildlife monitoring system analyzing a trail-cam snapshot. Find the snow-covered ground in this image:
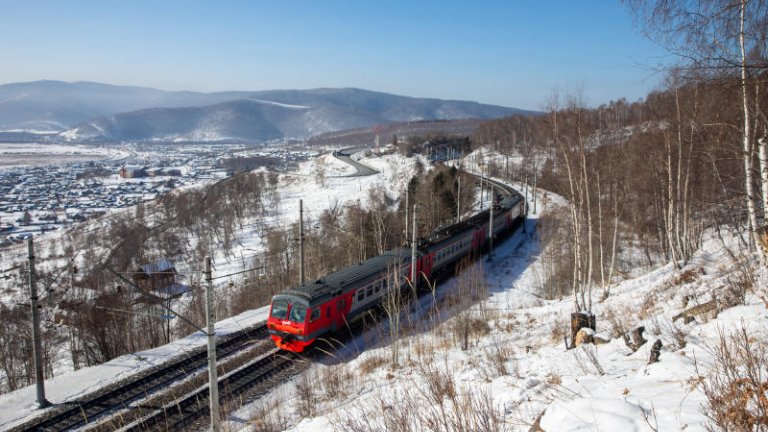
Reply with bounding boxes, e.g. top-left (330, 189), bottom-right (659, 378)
top-left (2, 148), bottom-right (765, 432)
top-left (225, 172), bottom-right (765, 431)
top-left (0, 143), bottom-right (129, 169)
